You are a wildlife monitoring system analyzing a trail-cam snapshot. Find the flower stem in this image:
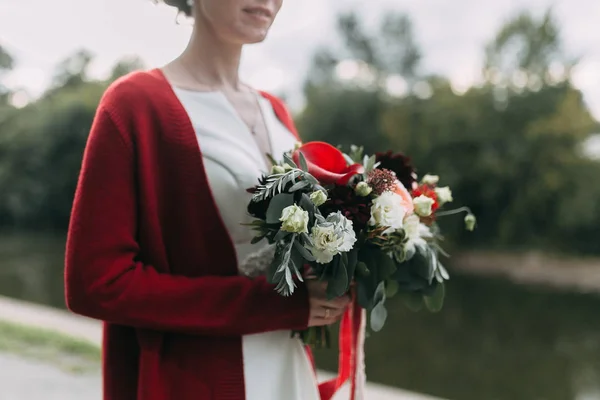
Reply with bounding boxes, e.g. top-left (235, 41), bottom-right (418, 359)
top-left (435, 206), bottom-right (473, 218)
